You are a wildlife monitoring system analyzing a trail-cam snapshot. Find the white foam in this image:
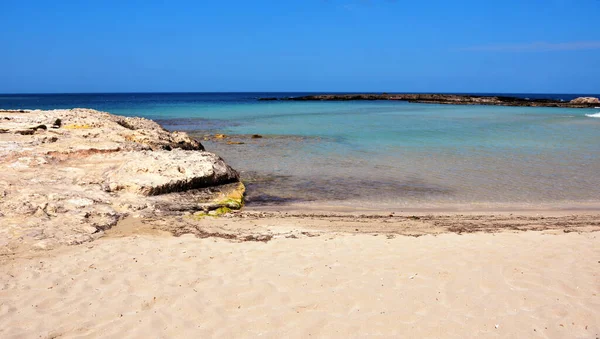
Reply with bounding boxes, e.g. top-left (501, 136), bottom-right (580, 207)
top-left (585, 112), bottom-right (600, 118)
